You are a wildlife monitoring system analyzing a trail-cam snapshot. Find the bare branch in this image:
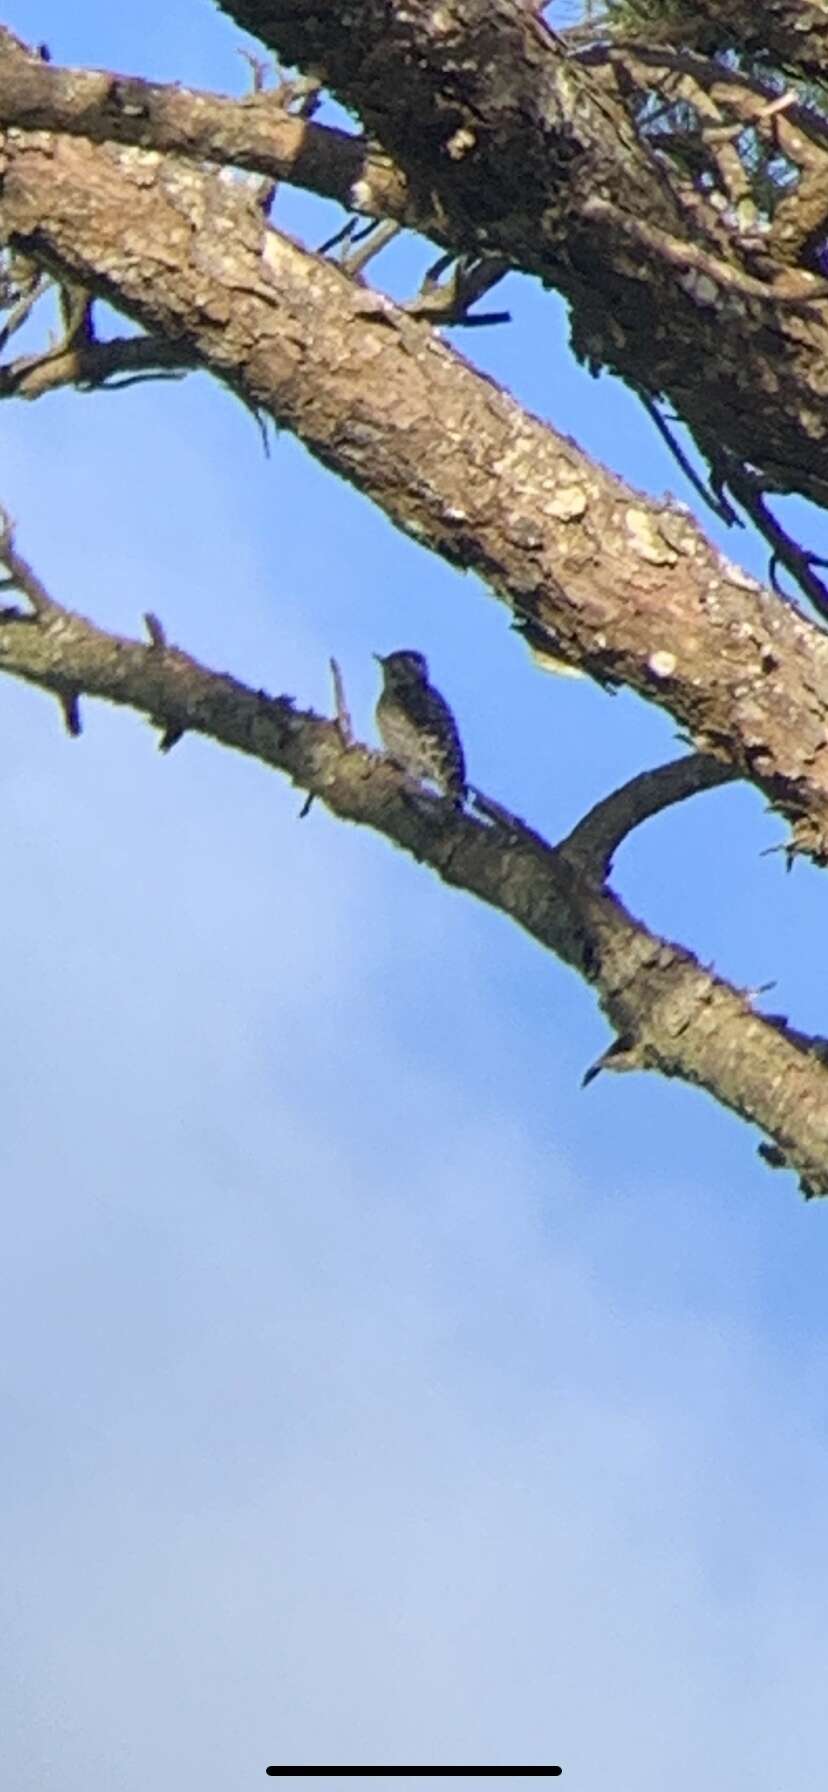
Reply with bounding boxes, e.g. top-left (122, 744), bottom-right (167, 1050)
top-left (0, 530), bottom-right (824, 1191)
top-left (404, 253), bottom-right (512, 326)
top-left (330, 657), bottom-right (353, 744)
top-left (0, 330), bottom-right (196, 401)
top-left (635, 390), bottom-right (740, 529)
top-left (5, 137), bottom-right (828, 857)
top-left (715, 461), bottom-right (828, 626)
top-left (561, 752), bottom-right (738, 880)
top-left (0, 506), bottom-right (60, 616)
